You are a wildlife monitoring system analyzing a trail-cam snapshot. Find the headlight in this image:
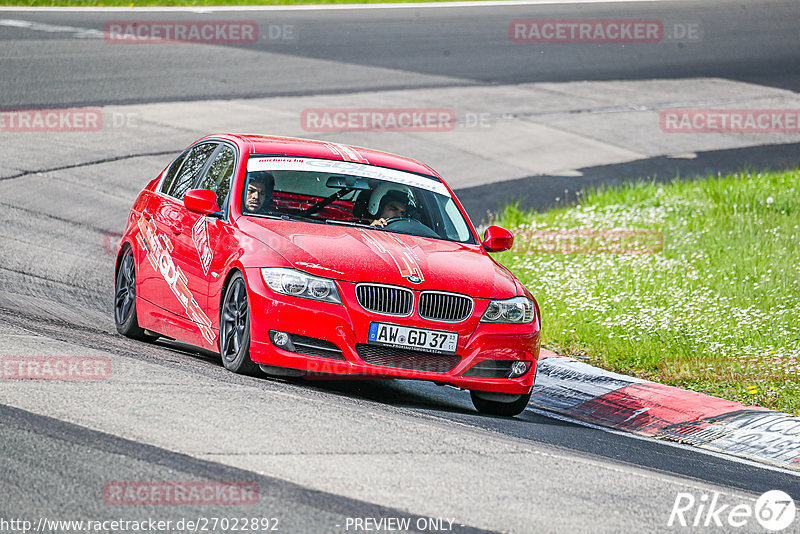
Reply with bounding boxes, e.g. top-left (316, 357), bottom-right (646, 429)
top-left (261, 268), bottom-right (342, 304)
top-left (480, 296), bottom-right (535, 324)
